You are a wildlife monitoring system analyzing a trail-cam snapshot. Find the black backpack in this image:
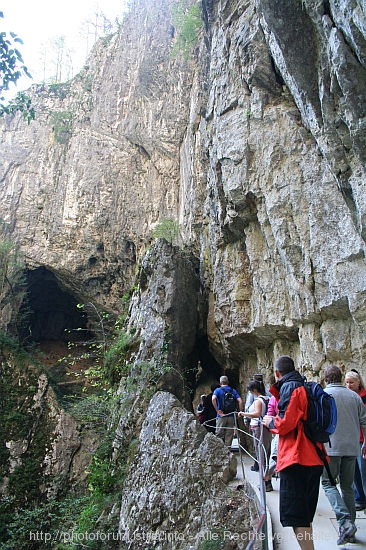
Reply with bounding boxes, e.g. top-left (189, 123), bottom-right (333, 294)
top-left (258, 395), bottom-right (269, 417)
top-left (302, 380), bottom-right (338, 485)
top-left (303, 381), bottom-right (337, 444)
top-left (221, 387), bottom-right (238, 414)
